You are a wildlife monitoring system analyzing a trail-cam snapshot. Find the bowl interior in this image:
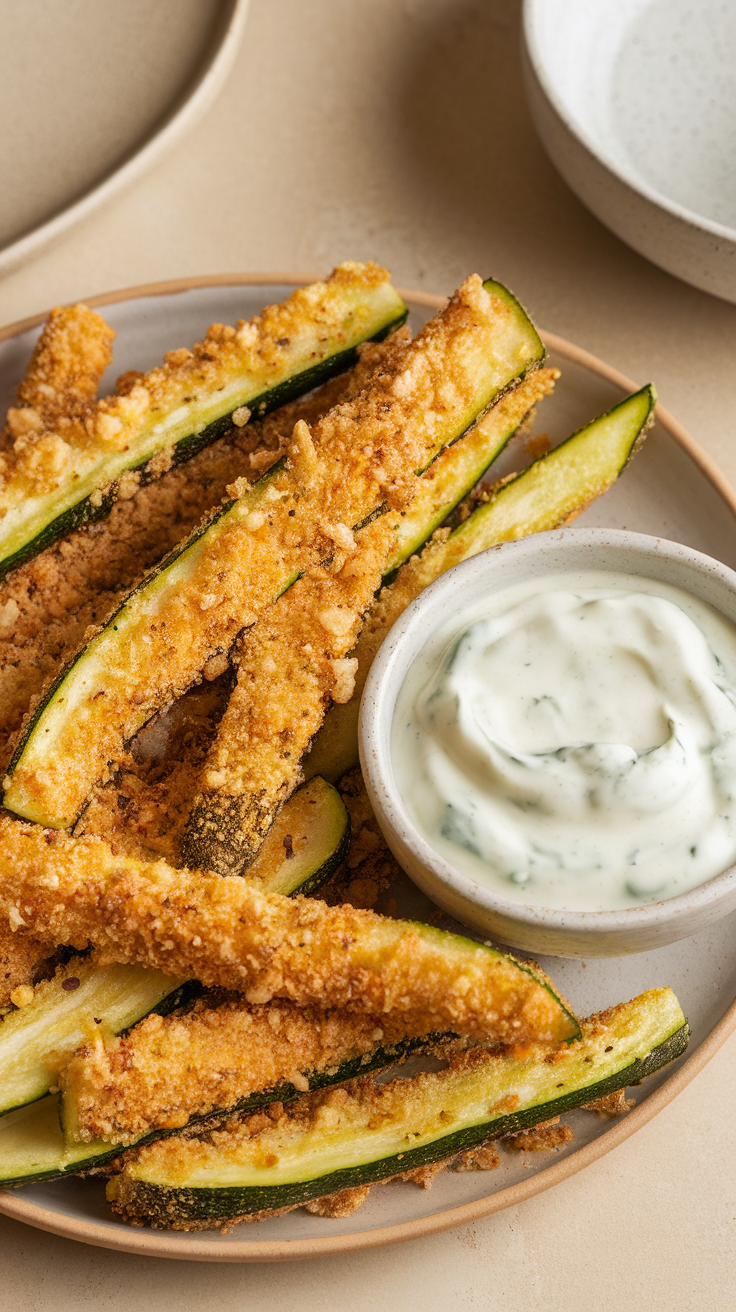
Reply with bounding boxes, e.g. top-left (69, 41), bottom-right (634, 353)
top-left (526, 0), bottom-right (736, 234)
